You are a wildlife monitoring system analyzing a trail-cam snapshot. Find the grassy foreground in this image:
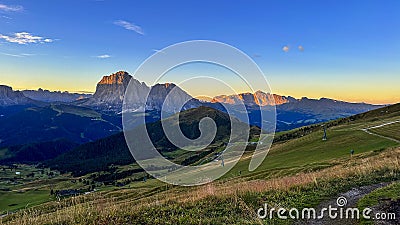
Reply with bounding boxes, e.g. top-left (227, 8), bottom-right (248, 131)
top-left (2, 146), bottom-right (399, 225)
top-left (1, 104), bottom-right (399, 224)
